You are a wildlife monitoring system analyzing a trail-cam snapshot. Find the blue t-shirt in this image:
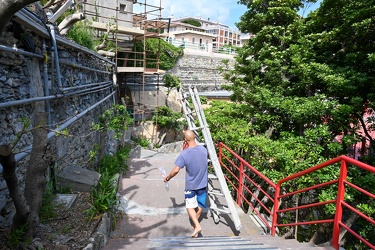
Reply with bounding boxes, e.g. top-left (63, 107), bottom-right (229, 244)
top-left (174, 145), bottom-right (208, 190)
